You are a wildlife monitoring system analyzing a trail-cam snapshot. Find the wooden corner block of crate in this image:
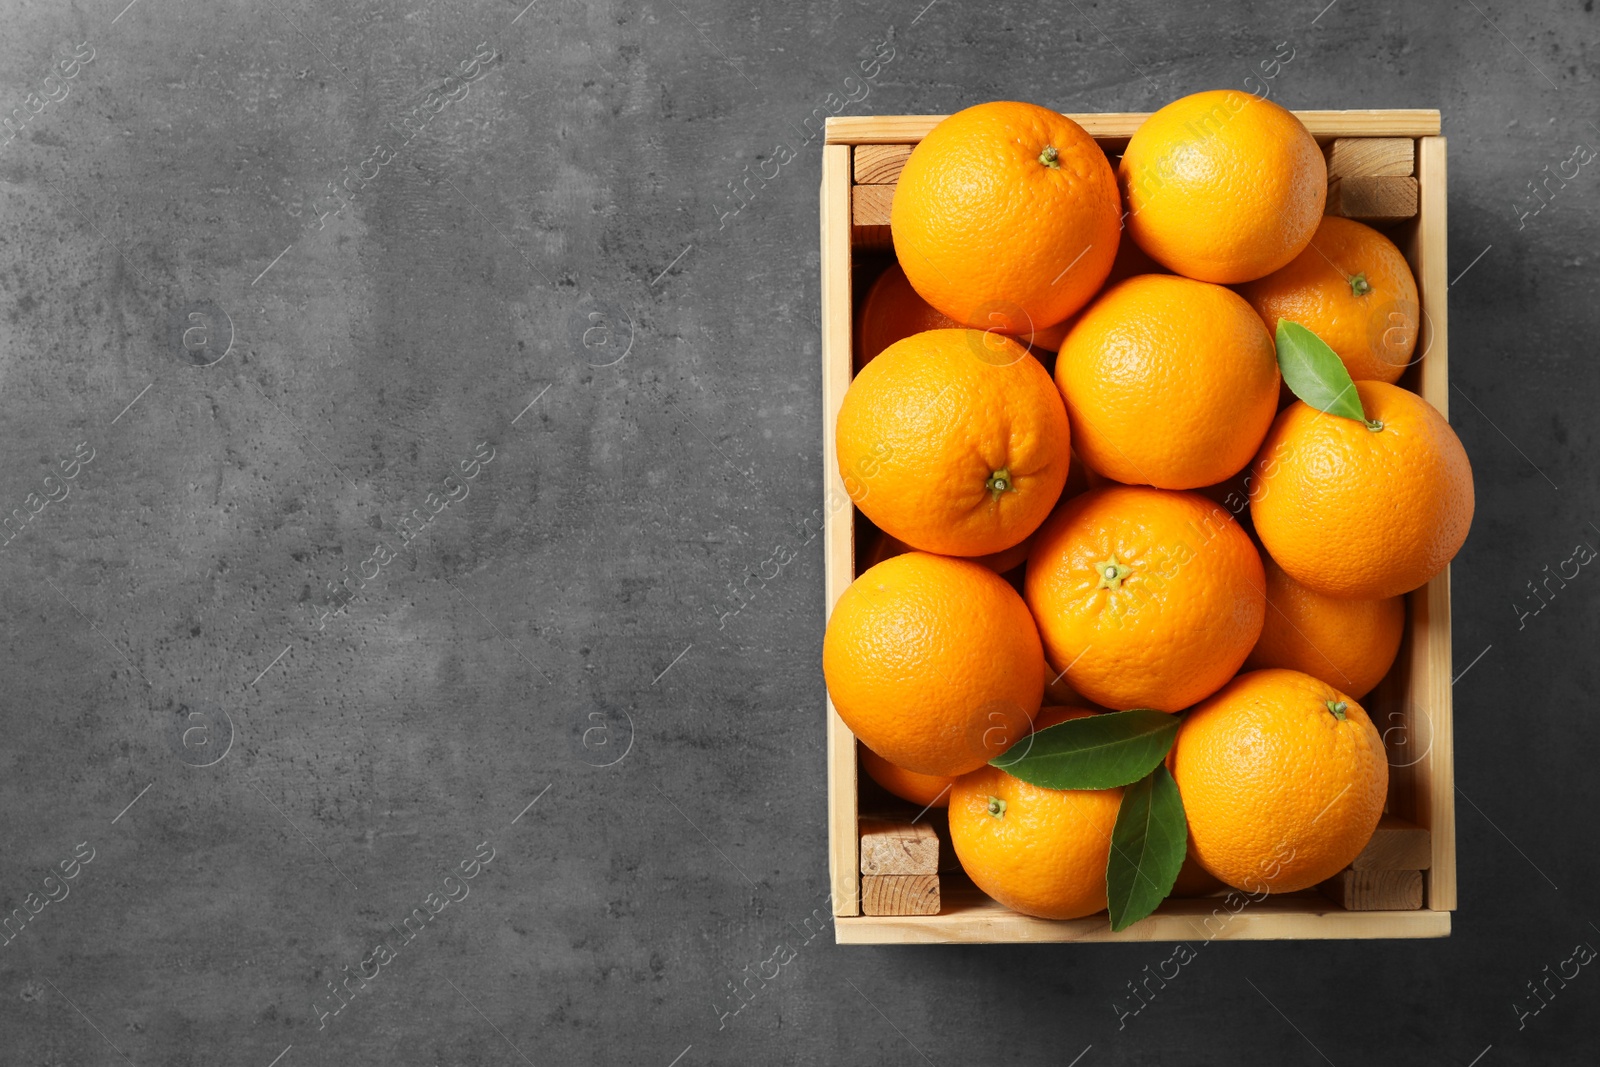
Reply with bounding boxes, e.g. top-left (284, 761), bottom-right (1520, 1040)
top-left (854, 144), bottom-right (913, 184)
top-left (1351, 814), bottom-right (1432, 870)
top-left (851, 184), bottom-right (894, 249)
top-left (862, 874), bottom-right (941, 916)
top-left (1320, 869), bottom-right (1424, 911)
top-left (860, 817), bottom-right (939, 875)
top-left (1327, 175), bottom-right (1419, 221)
top-left (1326, 137), bottom-right (1415, 179)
